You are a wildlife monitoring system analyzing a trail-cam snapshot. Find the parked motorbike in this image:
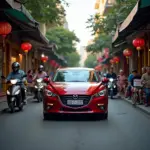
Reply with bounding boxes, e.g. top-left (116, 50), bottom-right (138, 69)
top-left (1, 75), bottom-right (27, 113)
top-left (108, 78), bottom-right (118, 99)
top-left (34, 78), bottom-right (44, 102)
